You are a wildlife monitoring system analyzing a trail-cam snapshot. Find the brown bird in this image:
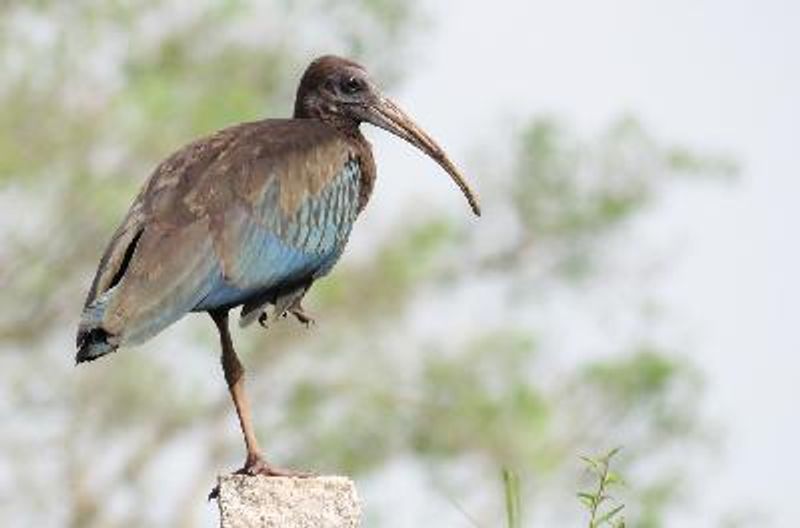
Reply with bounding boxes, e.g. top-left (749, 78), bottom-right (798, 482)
top-left (76, 55), bottom-right (480, 480)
